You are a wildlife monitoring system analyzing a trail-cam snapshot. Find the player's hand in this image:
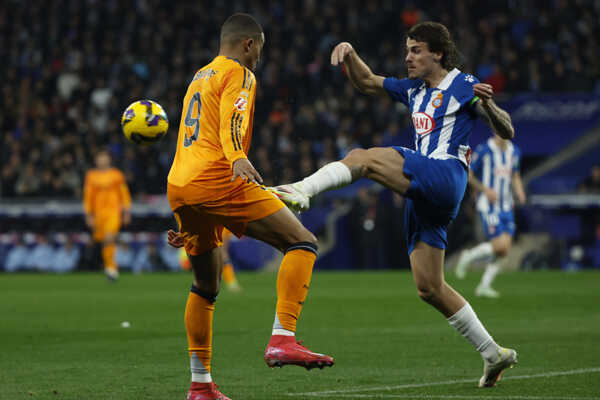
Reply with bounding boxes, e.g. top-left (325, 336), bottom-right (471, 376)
top-left (473, 83), bottom-right (494, 102)
top-left (232, 158), bottom-right (263, 184)
top-left (85, 214), bottom-right (94, 229)
top-left (167, 229), bottom-right (184, 248)
top-left (484, 187), bottom-right (497, 203)
top-left (331, 42), bottom-right (354, 66)
top-left (122, 209), bottom-right (131, 226)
